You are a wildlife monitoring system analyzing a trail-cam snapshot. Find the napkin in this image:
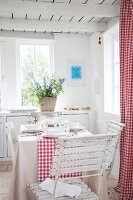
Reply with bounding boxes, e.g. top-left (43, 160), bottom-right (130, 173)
top-left (20, 124), bottom-right (42, 133)
top-left (39, 178), bottom-right (82, 198)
